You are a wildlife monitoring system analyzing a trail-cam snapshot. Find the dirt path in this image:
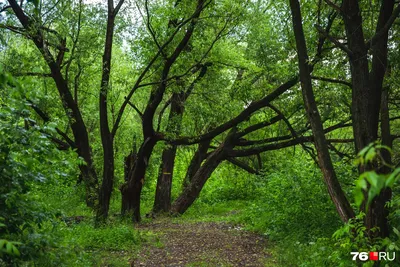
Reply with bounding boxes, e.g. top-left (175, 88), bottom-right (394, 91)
top-left (131, 220), bottom-right (269, 267)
